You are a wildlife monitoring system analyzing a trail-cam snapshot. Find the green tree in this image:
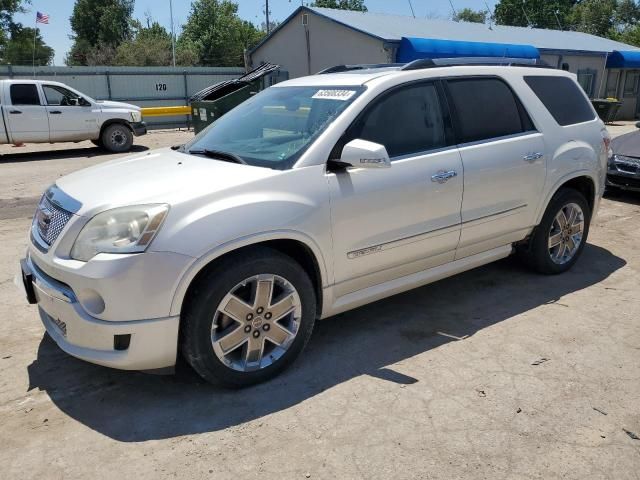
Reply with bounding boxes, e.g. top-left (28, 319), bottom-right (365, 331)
top-left (0, 0), bottom-right (29, 57)
top-left (453, 8), bottom-right (487, 23)
top-left (494, 0), bottom-right (576, 29)
top-left (66, 0), bottom-right (134, 65)
top-left (115, 20), bottom-right (172, 66)
top-left (567, 0), bottom-right (616, 36)
top-left (310, 0), bottom-right (367, 11)
top-left (180, 0), bottom-right (263, 67)
top-left (3, 24), bottom-right (53, 65)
